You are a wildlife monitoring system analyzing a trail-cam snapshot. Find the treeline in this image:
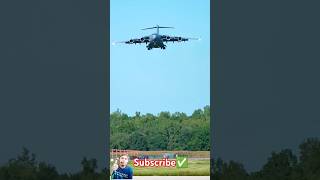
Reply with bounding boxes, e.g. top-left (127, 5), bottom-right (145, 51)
top-left (213, 138), bottom-right (320, 180)
top-left (0, 148), bottom-right (107, 180)
top-left (110, 106), bottom-right (210, 151)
